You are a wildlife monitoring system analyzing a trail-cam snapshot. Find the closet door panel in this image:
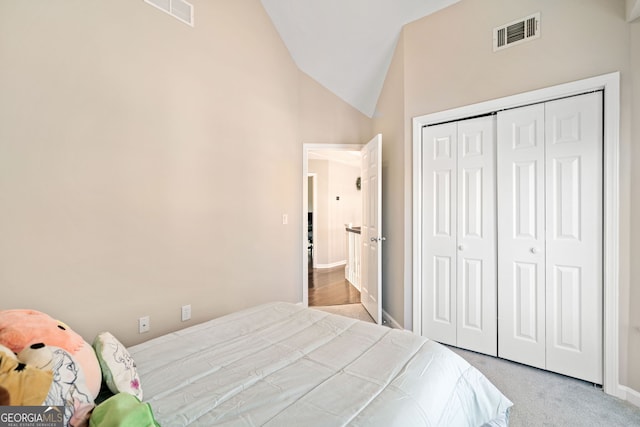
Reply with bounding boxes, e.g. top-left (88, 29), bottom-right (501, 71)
top-left (456, 116), bottom-right (497, 356)
top-left (422, 123), bottom-right (458, 345)
top-left (497, 104), bottom-right (546, 369)
top-left (545, 92), bottom-right (603, 384)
